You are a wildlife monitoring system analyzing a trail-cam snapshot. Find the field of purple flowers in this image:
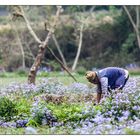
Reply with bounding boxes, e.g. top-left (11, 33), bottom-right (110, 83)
top-left (0, 77), bottom-right (140, 134)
